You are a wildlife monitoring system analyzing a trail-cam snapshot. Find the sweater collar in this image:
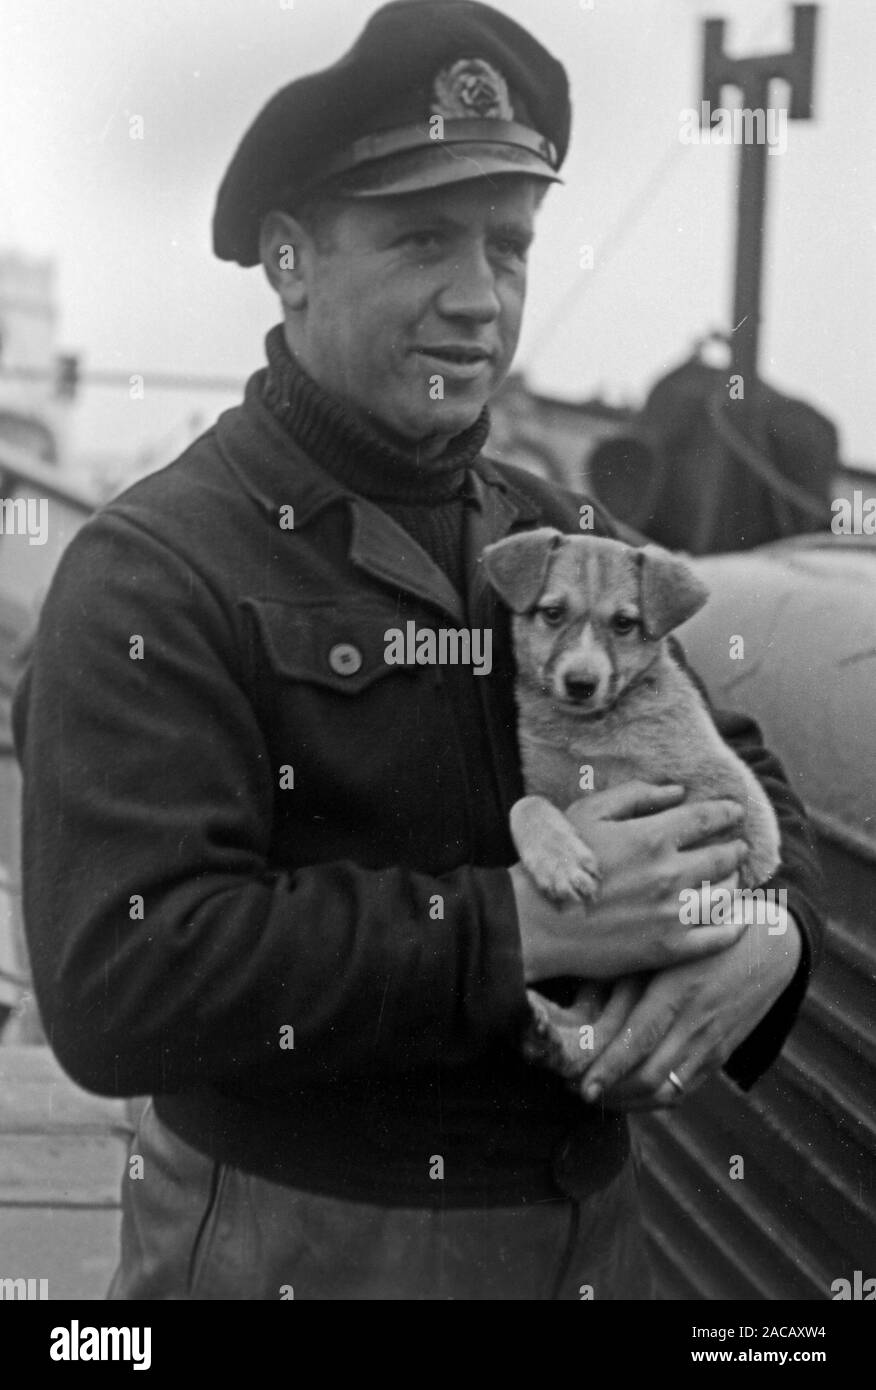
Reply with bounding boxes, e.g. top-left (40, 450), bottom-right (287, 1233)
top-left (260, 324), bottom-right (490, 504)
top-left (215, 364), bottom-right (546, 623)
